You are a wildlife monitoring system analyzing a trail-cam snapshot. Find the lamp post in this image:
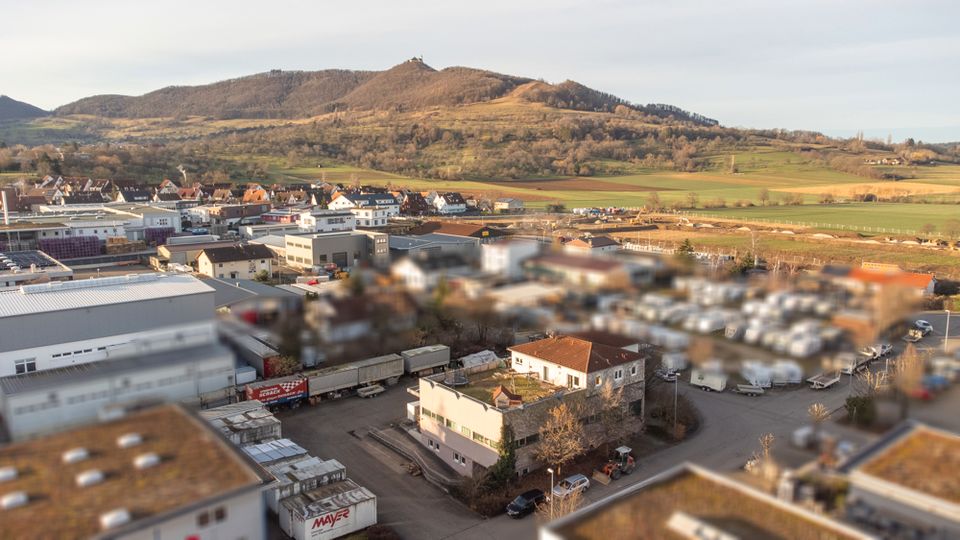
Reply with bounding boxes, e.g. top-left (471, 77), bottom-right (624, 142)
top-left (546, 467), bottom-right (555, 519)
top-left (945, 309), bottom-right (952, 354)
top-left (673, 374), bottom-right (678, 436)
